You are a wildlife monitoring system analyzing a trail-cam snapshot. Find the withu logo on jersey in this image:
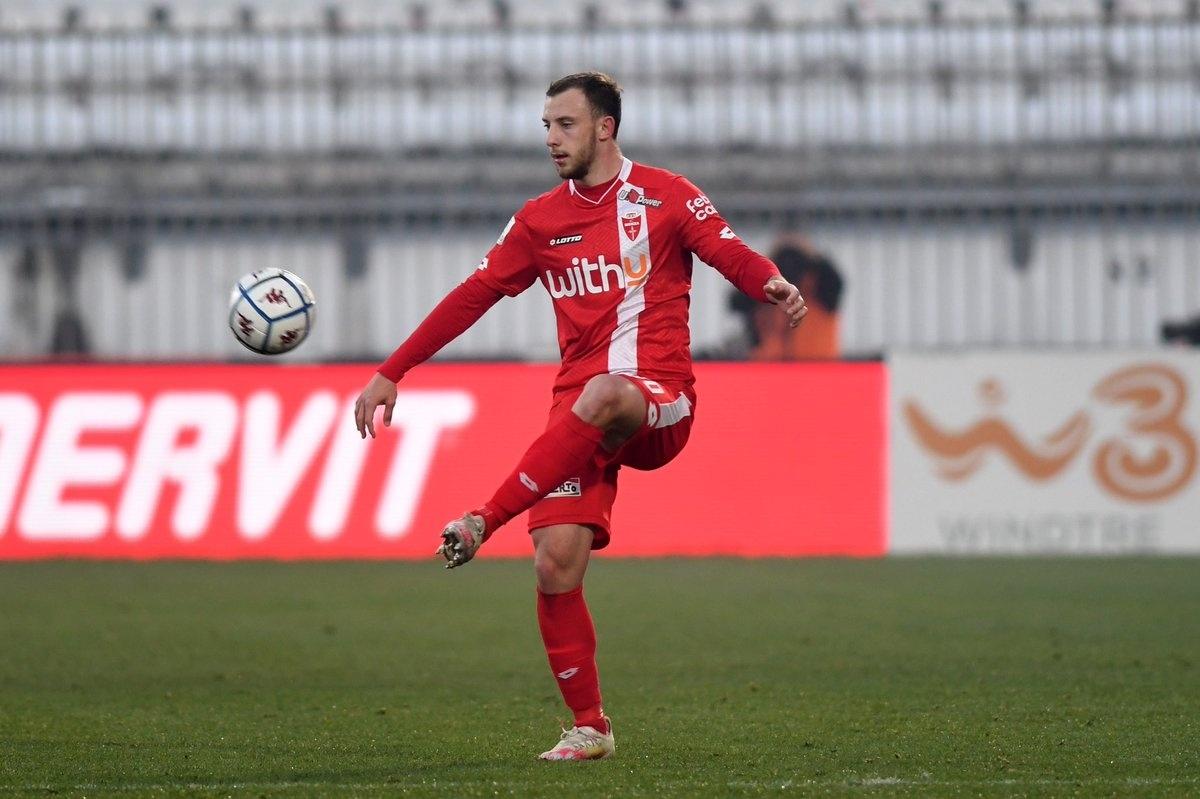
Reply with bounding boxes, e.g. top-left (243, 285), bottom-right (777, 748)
top-left (545, 254), bottom-right (651, 299)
